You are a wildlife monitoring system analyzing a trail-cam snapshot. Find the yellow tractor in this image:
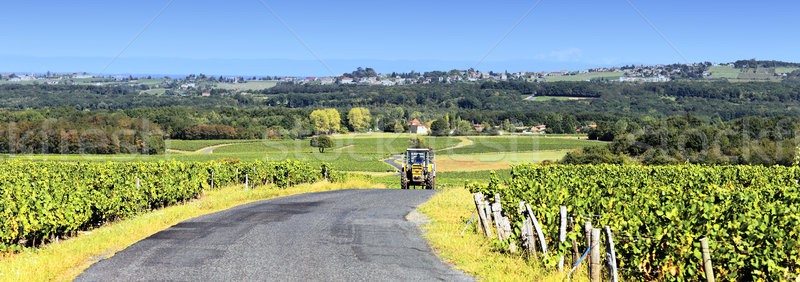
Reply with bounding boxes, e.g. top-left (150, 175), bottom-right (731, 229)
top-left (401, 148), bottom-right (435, 189)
